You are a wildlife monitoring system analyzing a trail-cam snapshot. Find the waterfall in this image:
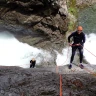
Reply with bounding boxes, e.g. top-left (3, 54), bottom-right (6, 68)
top-left (78, 4), bottom-right (96, 65)
top-left (84, 34), bottom-right (96, 64)
top-left (56, 47), bottom-right (71, 66)
top-left (0, 31), bottom-right (52, 68)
